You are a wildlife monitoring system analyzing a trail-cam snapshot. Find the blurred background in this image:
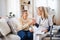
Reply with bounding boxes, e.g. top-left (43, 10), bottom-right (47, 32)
top-left (0, 0), bottom-right (60, 25)
top-left (0, 0), bottom-right (60, 40)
